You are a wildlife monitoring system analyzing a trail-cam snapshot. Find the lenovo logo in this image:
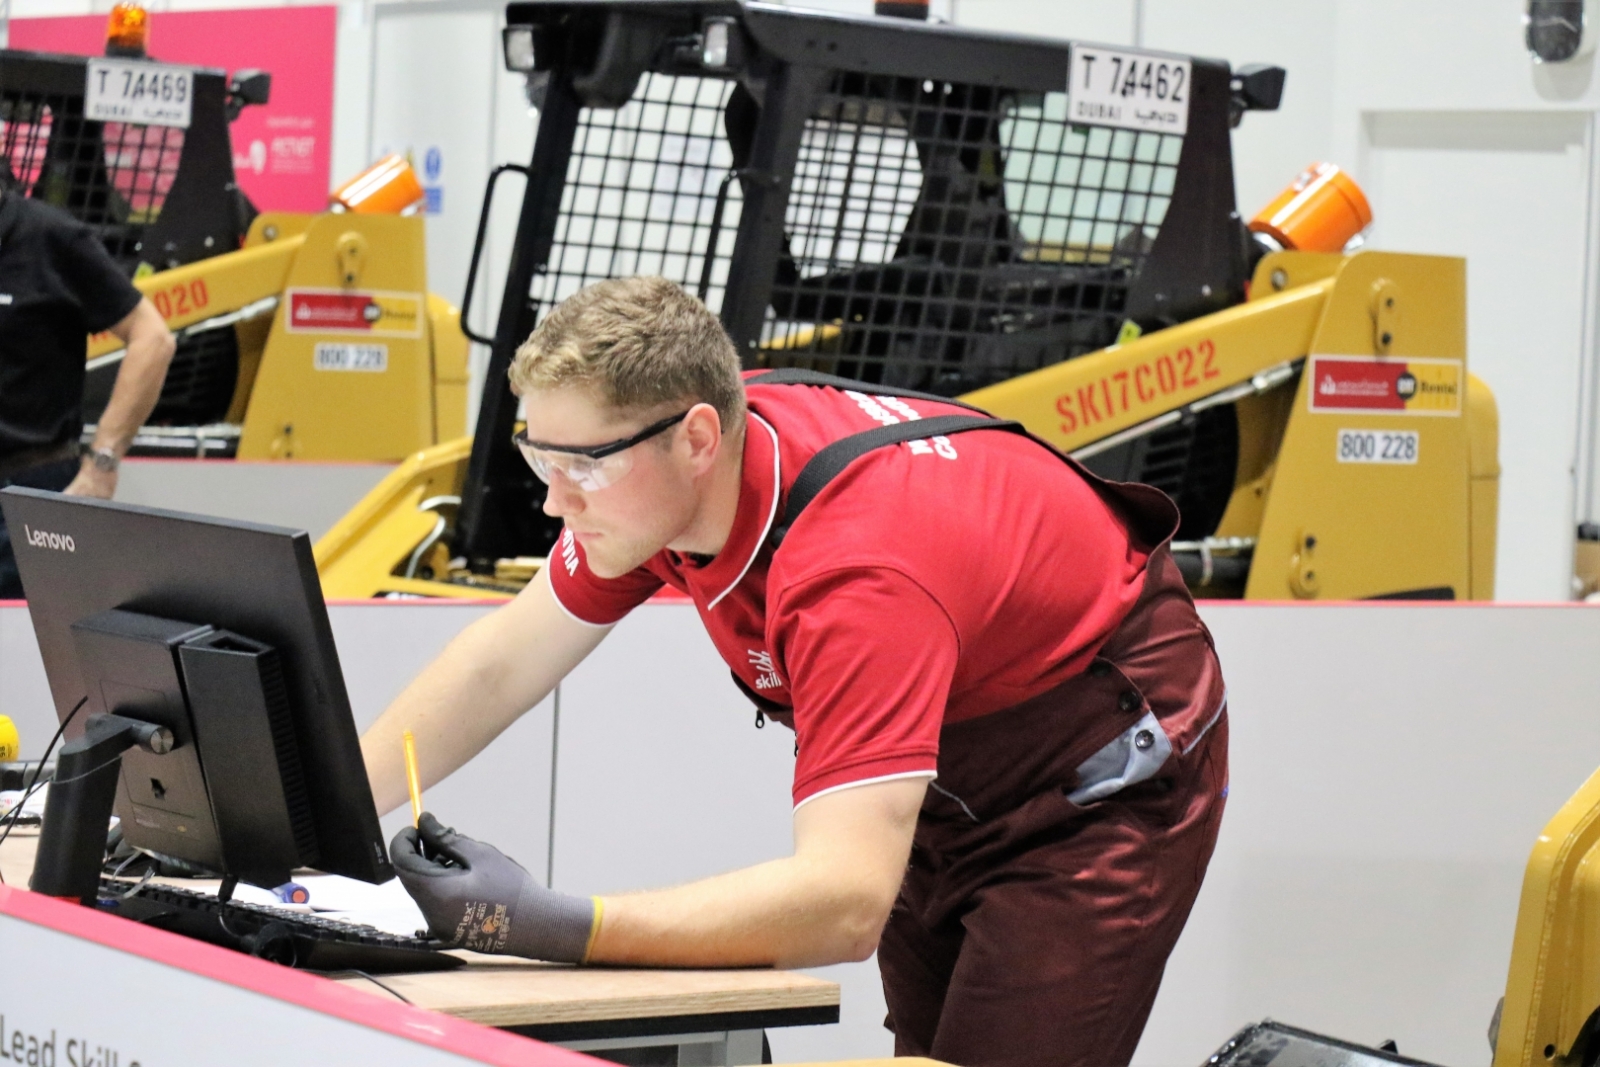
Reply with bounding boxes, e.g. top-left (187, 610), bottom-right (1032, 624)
top-left (23, 525), bottom-right (75, 552)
